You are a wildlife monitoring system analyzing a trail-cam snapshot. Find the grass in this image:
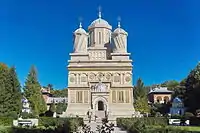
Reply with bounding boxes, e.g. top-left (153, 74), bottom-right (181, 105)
top-left (169, 126), bottom-right (200, 131)
top-left (151, 125), bottom-right (200, 132)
